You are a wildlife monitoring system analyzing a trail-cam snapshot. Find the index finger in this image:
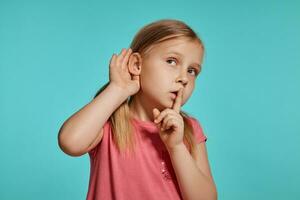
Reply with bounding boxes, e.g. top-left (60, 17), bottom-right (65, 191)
top-left (172, 88), bottom-right (183, 113)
